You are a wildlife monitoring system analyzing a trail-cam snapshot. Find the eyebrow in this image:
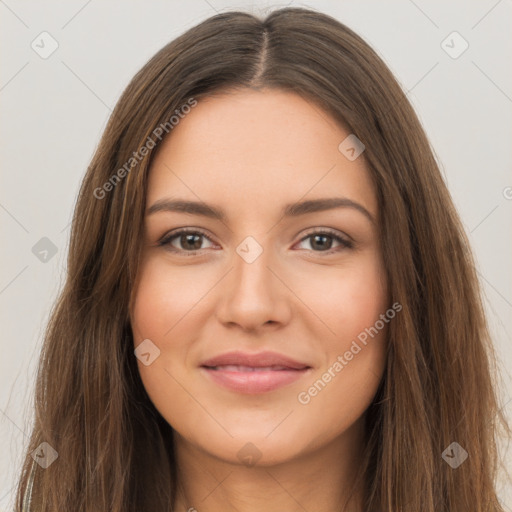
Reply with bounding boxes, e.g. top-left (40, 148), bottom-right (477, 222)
top-left (146, 197), bottom-right (375, 224)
